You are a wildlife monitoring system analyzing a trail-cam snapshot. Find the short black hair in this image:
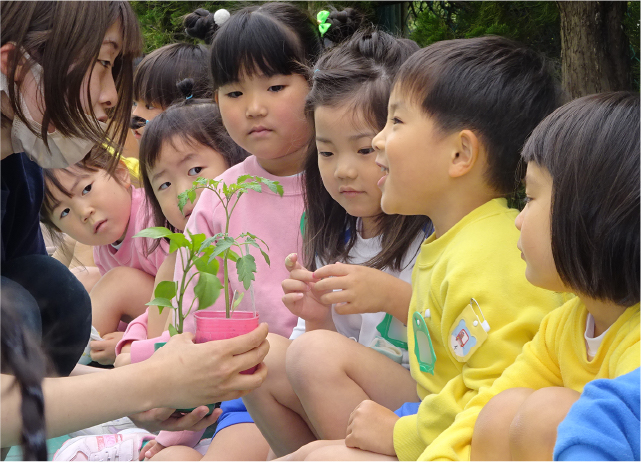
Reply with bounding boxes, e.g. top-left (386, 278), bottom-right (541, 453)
top-left (208, 2), bottom-right (322, 89)
top-left (396, 36), bottom-right (562, 195)
top-left (522, 92), bottom-right (640, 306)
top-left (133, 42), bottom-right (212, 108)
